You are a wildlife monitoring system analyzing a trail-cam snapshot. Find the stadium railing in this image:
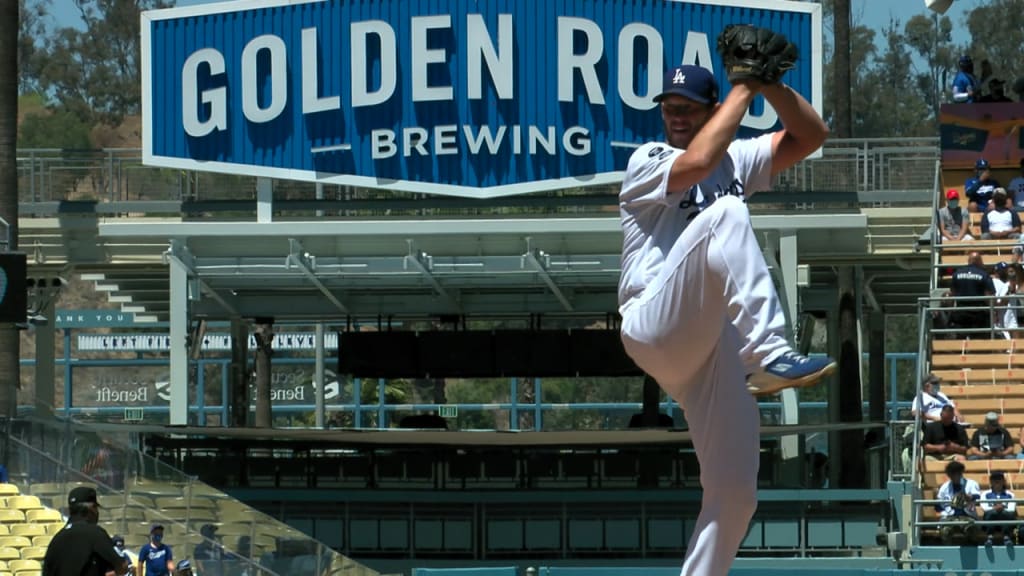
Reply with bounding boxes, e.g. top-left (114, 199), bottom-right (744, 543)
top-left (907, 294), bottom-right (1024, 546)
top-left (3, 411), bottom-right (380, 576)
top-left (15, 138), bottom-right (938, 210)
